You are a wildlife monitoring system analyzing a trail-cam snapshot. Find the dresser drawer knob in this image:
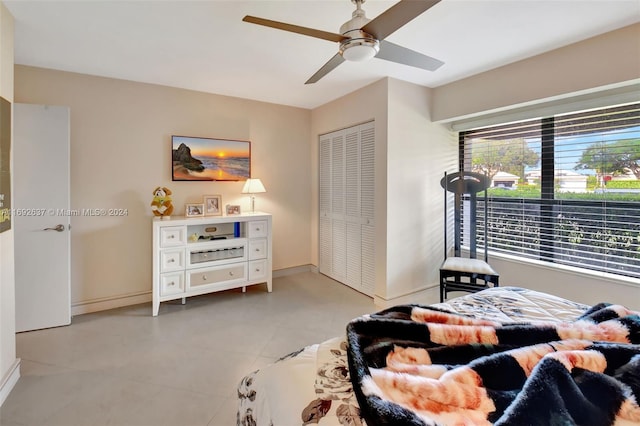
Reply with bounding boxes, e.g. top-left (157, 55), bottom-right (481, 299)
top-left (202, 275), bottom-right (207, 280)
top-left (229, 271), bottom-right (234, 276)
